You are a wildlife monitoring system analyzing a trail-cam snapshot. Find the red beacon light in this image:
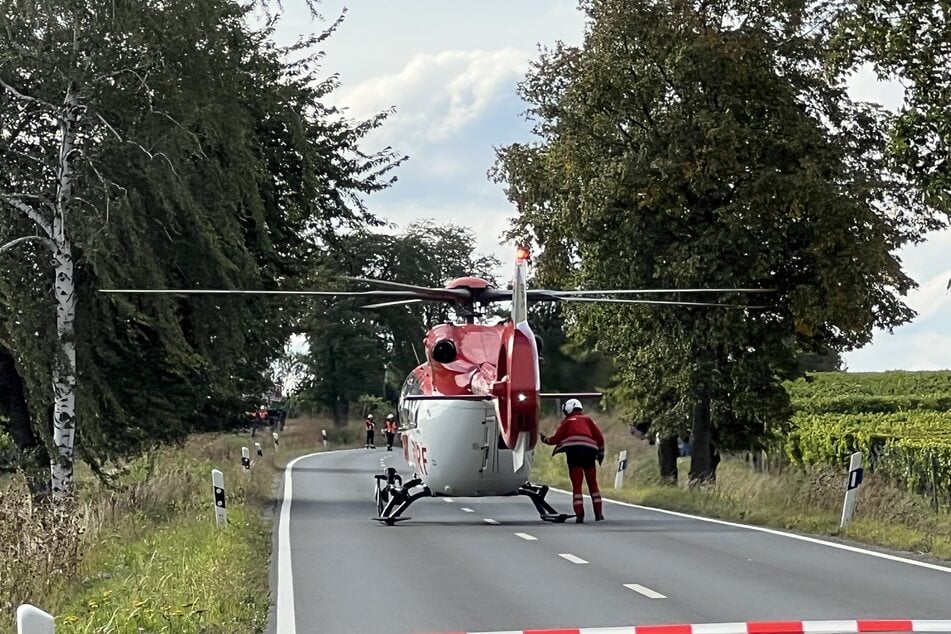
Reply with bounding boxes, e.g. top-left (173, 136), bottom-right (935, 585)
top-left (516, 245), bottom-right (531, 264)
